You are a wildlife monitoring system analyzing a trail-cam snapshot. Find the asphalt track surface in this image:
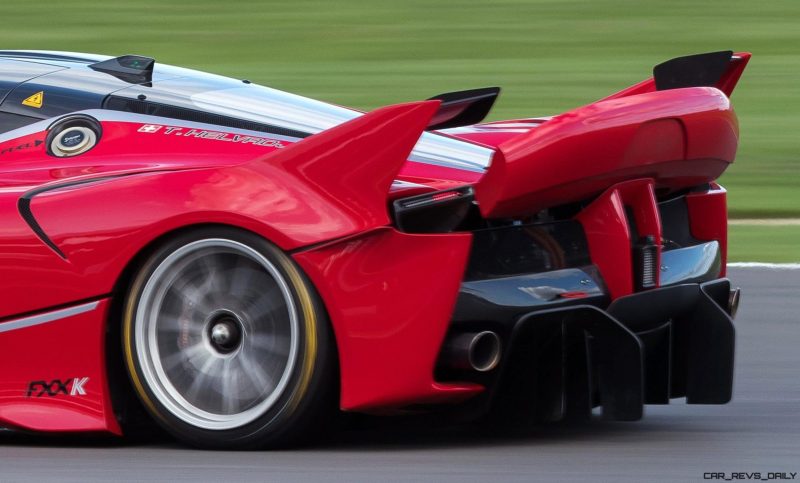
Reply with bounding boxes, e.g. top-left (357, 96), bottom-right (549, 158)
top-left (1, 267), bottom-right (798, 482)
